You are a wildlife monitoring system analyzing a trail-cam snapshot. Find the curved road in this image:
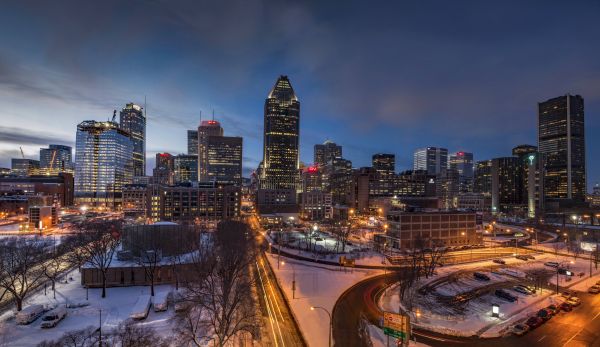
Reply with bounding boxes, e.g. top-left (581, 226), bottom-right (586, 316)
top-left (332, 273), bottom-right (600, 347)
